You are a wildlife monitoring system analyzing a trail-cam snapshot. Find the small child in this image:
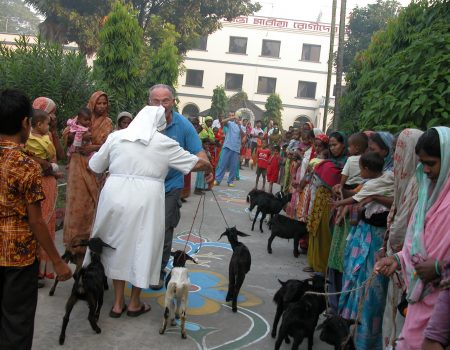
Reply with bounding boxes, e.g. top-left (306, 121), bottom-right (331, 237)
top-left (116, 111), bottom-right (133, 130)
top-left (194, 138), bottom-right (211, 195)
top-left (66, 107), bottom-right (92, 158)
top-left (255, 139), bottom-right (271, 191)
top-left (333, 152), bottom-right (394, 221)
top-left (334, 132), bottom-right (368, 194)
top-left (267, 145), bottom-right (282, 193)
top-left (25, 109), bottom-right (59, 177)
top-left (251, 132), bottom-right (264, 170)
